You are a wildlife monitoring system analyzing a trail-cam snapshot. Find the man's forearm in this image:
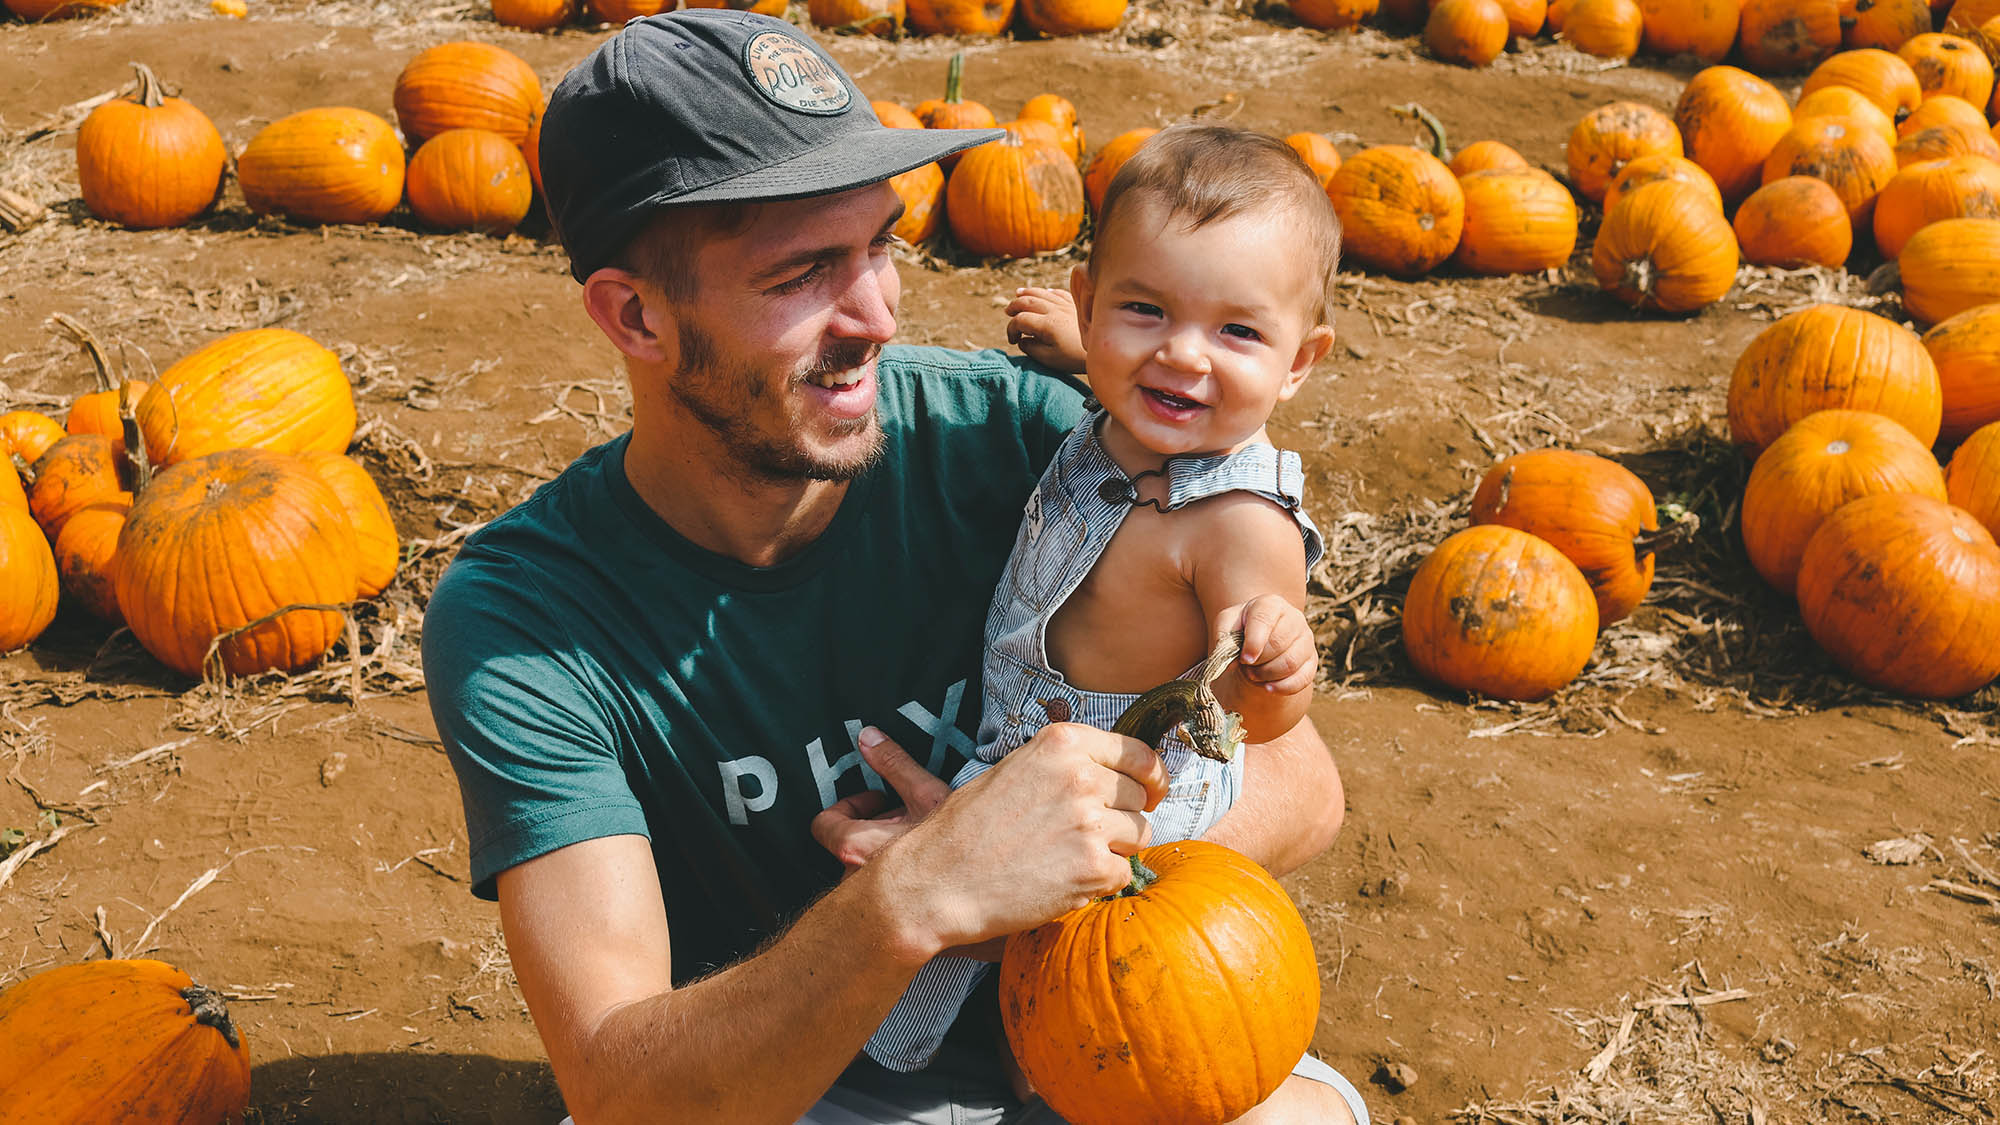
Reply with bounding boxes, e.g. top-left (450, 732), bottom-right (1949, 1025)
top-left (1202, 714), bottom-right (1344, 875)
top-left (561, 866), bottom-right (926, 1125)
